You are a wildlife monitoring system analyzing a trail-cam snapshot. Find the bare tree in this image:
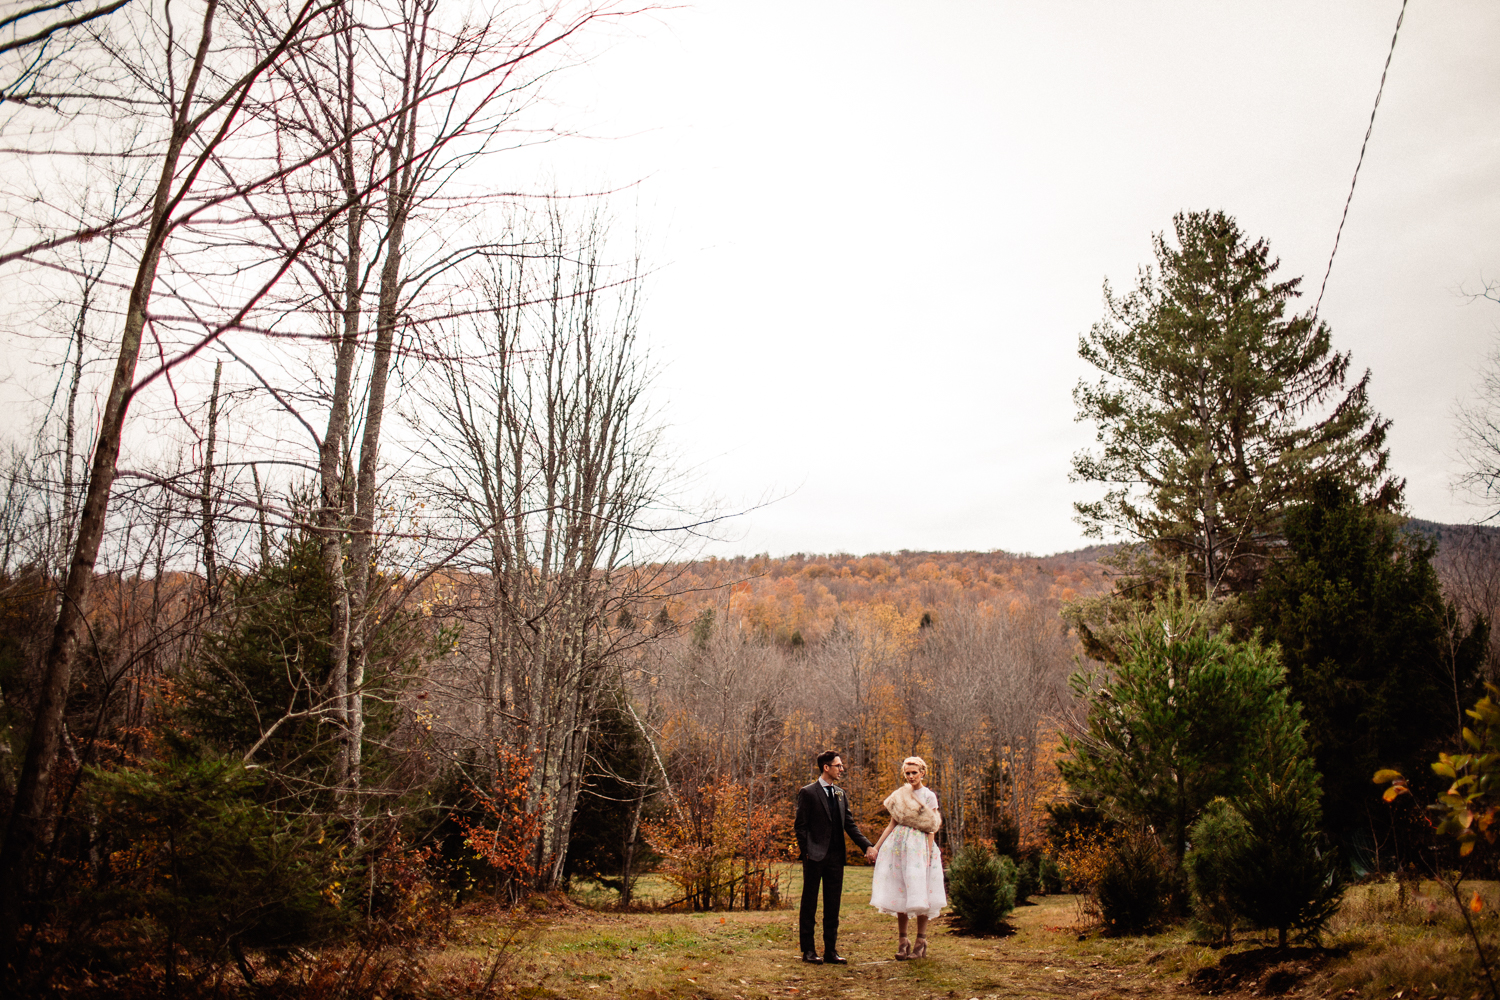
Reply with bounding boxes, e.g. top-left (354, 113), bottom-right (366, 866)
top-left (1456, 336), bottom-right (1500, 519)
top-left (1432, 524), bottom-right (1500, 681)
top-left (913, 600), bottom-right (1070, 849)
top-left (0, 0), bottom-right (135, 108)
top-left (415, 205), bottom-right (669, 888)
top-left (237, 0), bottom-right (623, 812)
top-left (0, 0), bottom-right (340, 957)
top-left (655, 612), bottom-right (791, 784)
